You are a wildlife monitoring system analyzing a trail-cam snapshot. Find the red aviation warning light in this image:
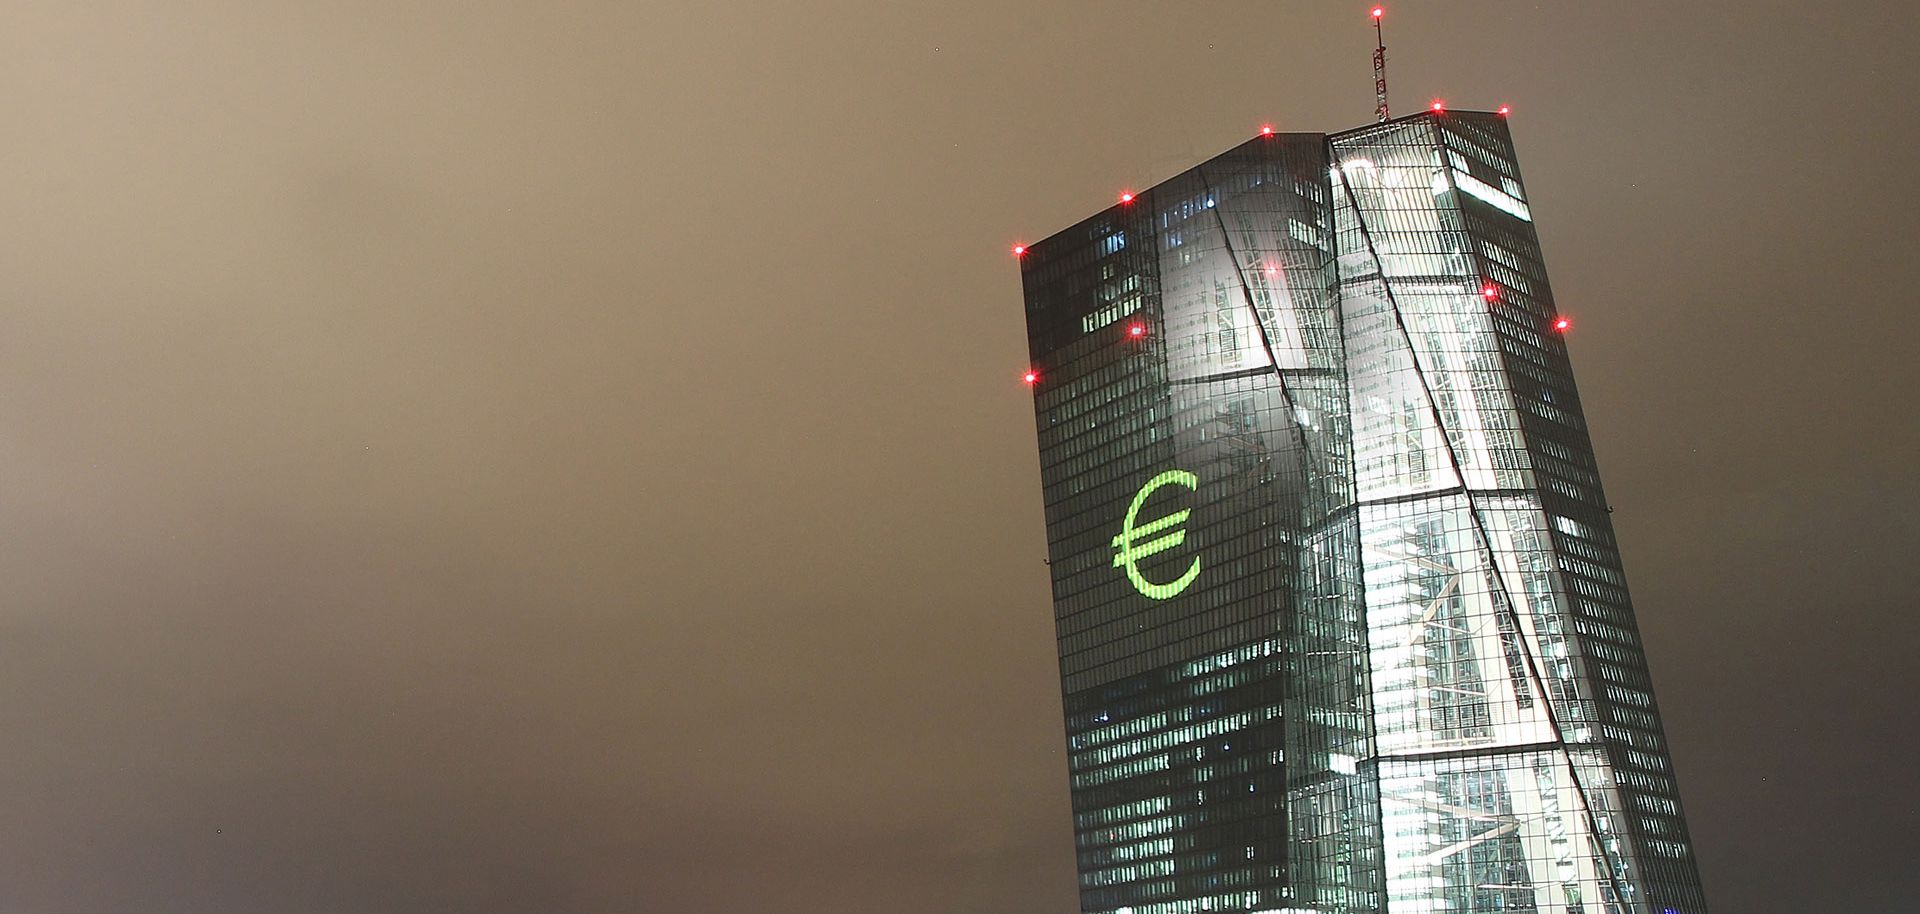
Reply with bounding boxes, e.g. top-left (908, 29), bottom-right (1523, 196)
top-left (1011, 243), bottom-right (1027, 257)
top-left (1482, 284), bottom-right (1499, 301)
top-left (1498, 105), bottom-right (1512, 116)
top-left (1431, 100), bottom-right (1446, 113)
top-left (1261, 124), bottom-right (1275, 136)
top-left (1372, 7), bottom-right (1383, 19)
top-left (1023, 369), bottom-right (1039, 385)
top-left (1127, 323), bottom-right (1147, 338)
top-left (1554, 317), bottom-right (1572, 332)
top-left (1118, 191), bottom-right (1135, 204)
